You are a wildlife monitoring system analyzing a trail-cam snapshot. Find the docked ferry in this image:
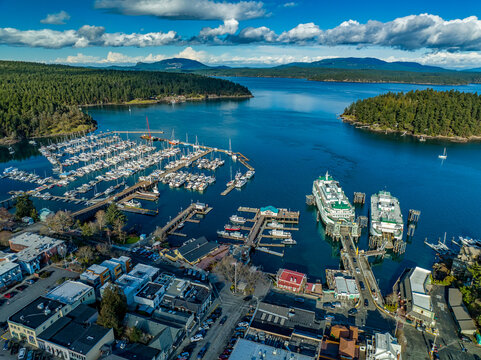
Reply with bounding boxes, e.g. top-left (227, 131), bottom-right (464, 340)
top-left (312, 171), bottom-right (355, 226)
top-left (370, 191), bottom-right (404, 240)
